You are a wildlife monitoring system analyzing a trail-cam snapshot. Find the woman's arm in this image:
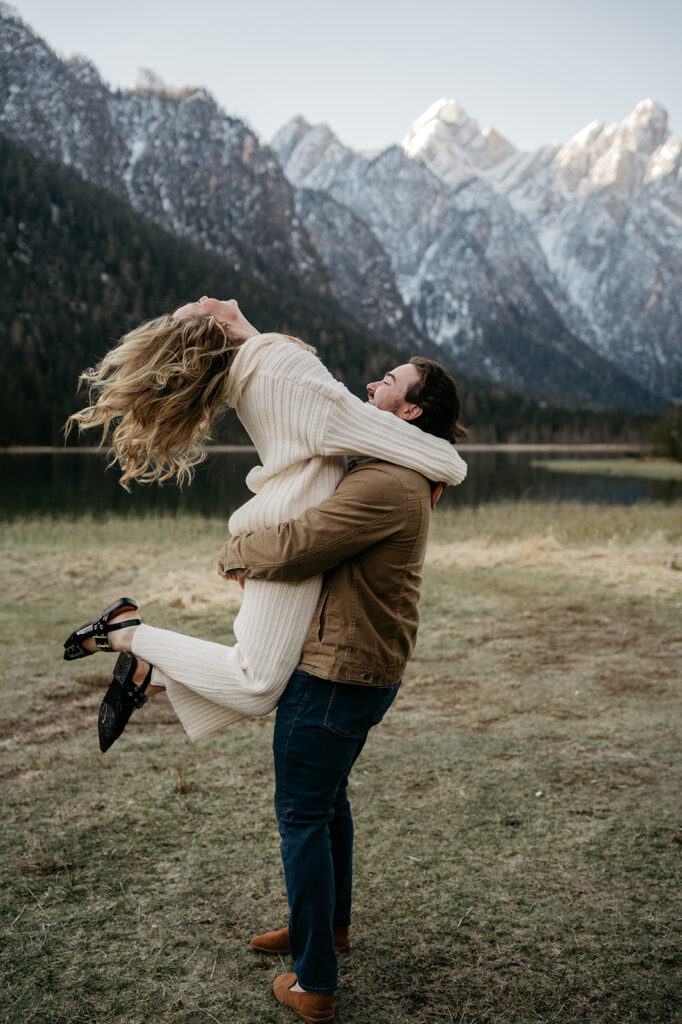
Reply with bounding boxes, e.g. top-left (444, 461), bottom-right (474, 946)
top-left (228, 334), bottom-right (466, 486)
top-left (321, 389), bottom-right (467, 486)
